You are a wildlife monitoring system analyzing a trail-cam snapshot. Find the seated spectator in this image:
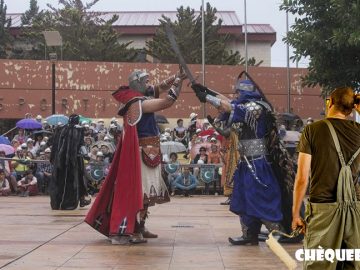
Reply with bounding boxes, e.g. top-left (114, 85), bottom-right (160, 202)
top-left (35, 148), bottom-right (53, 194)
top-left (165, 152), bottom-right (180, 195)
top-left (0, 169), bottom-right (11, 196)
top-left (173, 119), bottom-right (187, 146)
top-left (18, 170), bottom-right (38, 196)
top-left (11, 146), bottom-right (31, 181)
top-left (100, 144), bottom-right (113, 164)
top-left (13, 128), bottom-right (27, 144)
top-left (208, 143), bottom-right (222, 194)
top-left (0, 150), bottom-right (18, 193)
top-left (193, 146), bottom-right (208, 178)
top-left (173, 167), bottom-right (197, 197)
top-left (89, 145), bottom-right (99, 160)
